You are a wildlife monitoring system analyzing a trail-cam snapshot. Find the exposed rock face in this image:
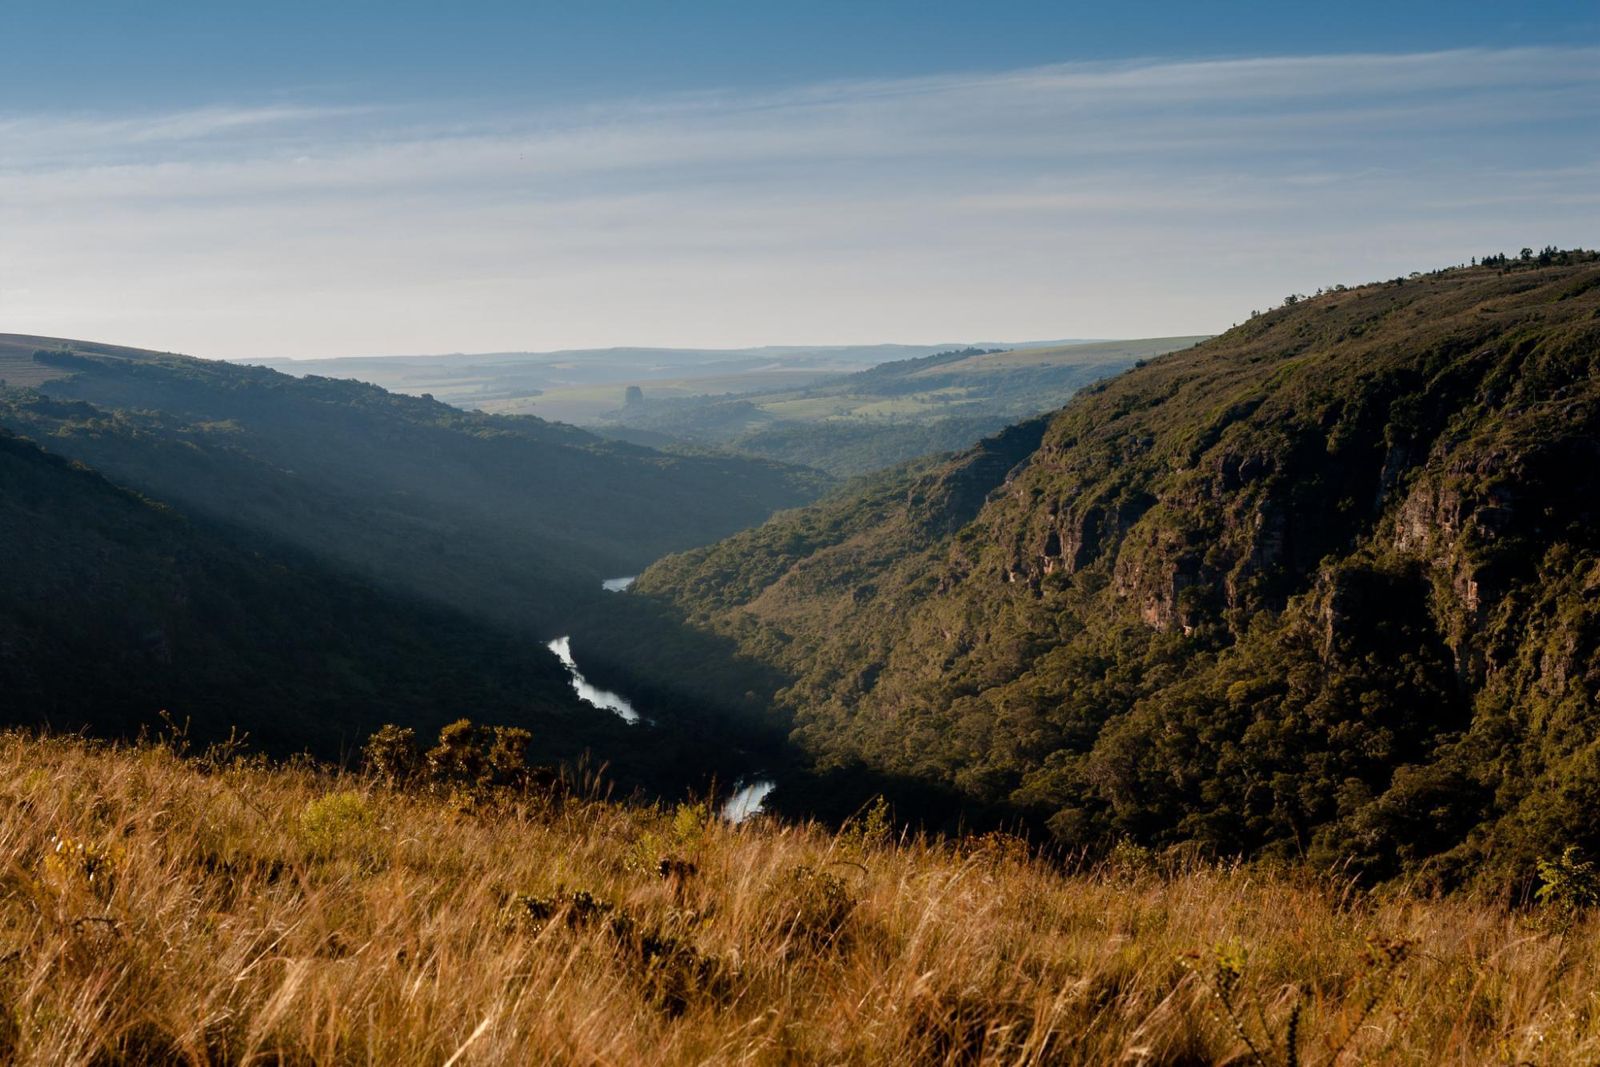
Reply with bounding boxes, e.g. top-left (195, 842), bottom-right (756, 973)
top-left (1388, 422), bottom-right (1600, 686)
top-left (907, 417), bottom-right (1049, 540)
top-left (1111, 524), bottom-right (1201, 631)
